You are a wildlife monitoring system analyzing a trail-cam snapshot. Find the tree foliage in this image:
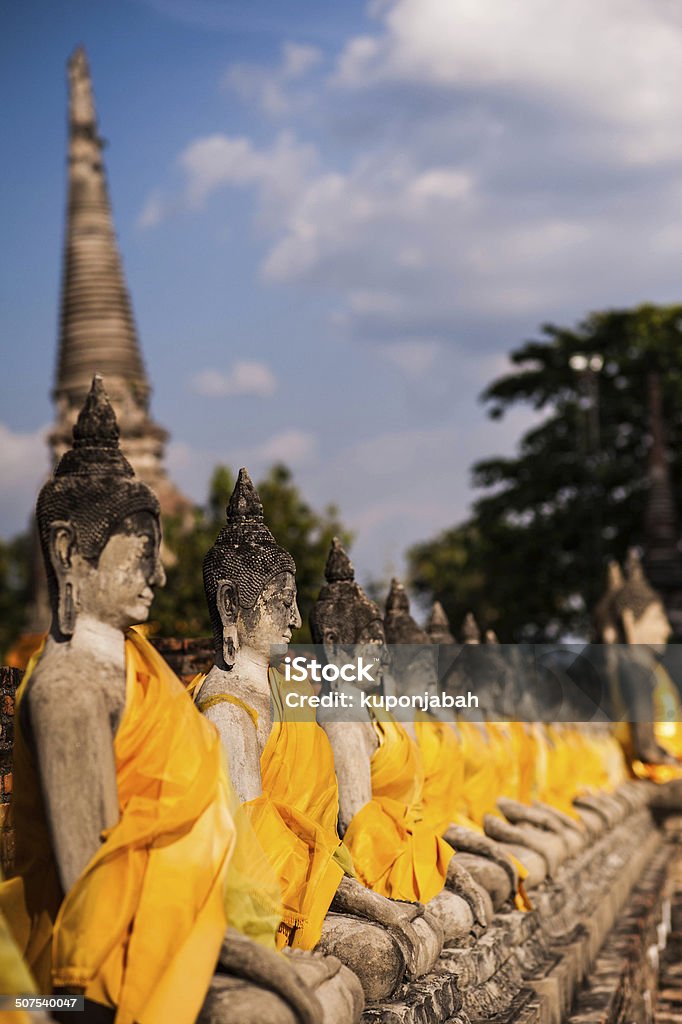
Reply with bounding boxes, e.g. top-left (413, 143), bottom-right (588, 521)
top-left (151, 463), bottom-right (351, 643)
top-left (409, 304), bottom-right (682, 640)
